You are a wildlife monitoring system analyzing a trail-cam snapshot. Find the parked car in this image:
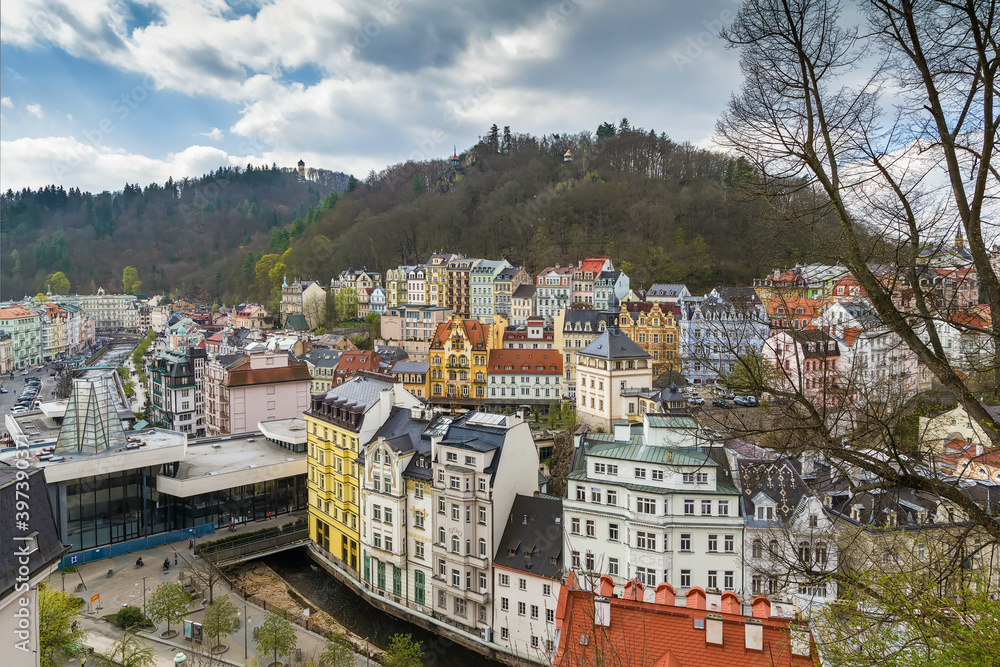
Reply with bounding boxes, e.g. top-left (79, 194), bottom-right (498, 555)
top-left (712, 398), bottom-right (734, 409)
top-left (687, 397), bottom-right (705, 406)
top-left (0, 387), bottom-right (7, 393)
top-left (734, 396), bottom-right (759, 407)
